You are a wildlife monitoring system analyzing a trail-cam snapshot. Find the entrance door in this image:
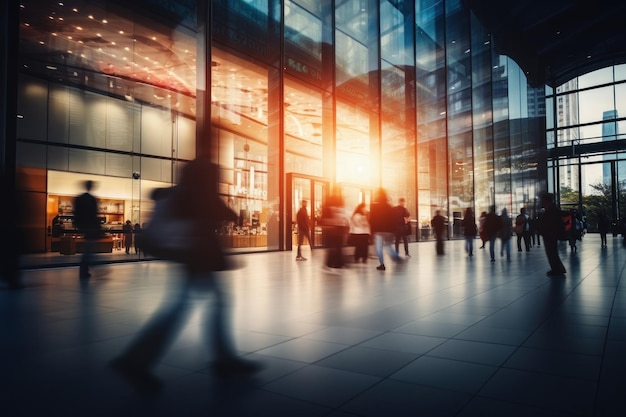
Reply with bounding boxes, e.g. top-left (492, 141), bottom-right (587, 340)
top-left (287, 173), bottom-right (330, 250)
